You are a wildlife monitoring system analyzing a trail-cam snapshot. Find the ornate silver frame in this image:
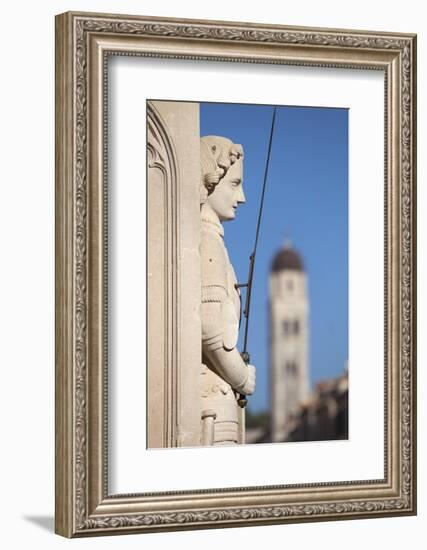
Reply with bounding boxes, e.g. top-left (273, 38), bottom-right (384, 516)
top-left (55, 11), bottom-right (417, 537)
